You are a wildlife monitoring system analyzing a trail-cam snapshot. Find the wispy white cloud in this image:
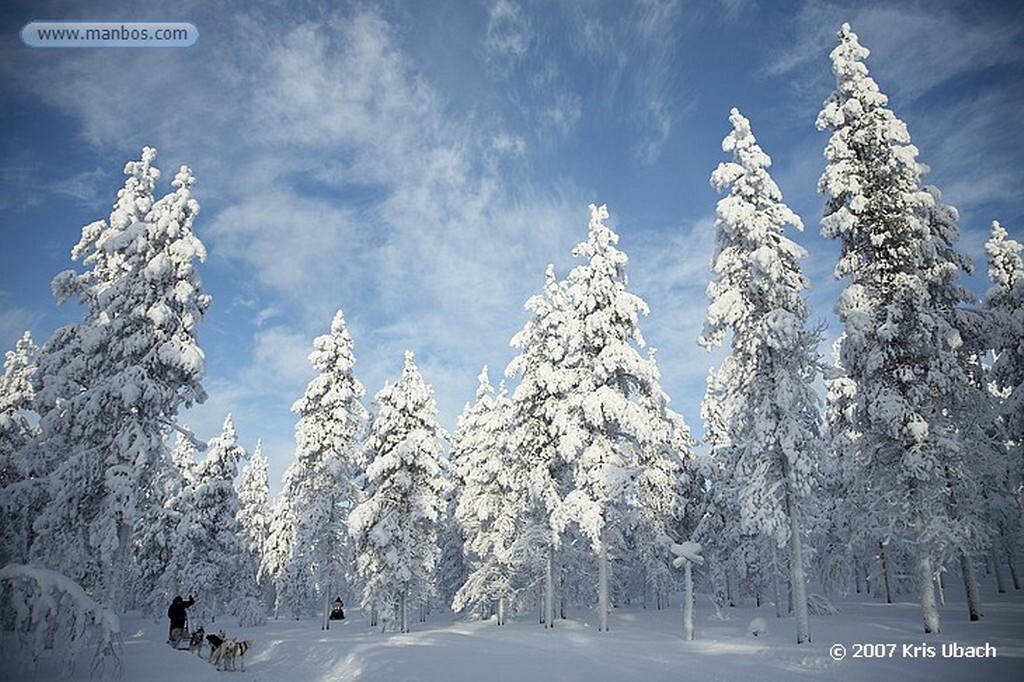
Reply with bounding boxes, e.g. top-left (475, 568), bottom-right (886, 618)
top-left (486, 0), bottom-right (532, 64)
top-left (566, 0), bottom-right (688, 165)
